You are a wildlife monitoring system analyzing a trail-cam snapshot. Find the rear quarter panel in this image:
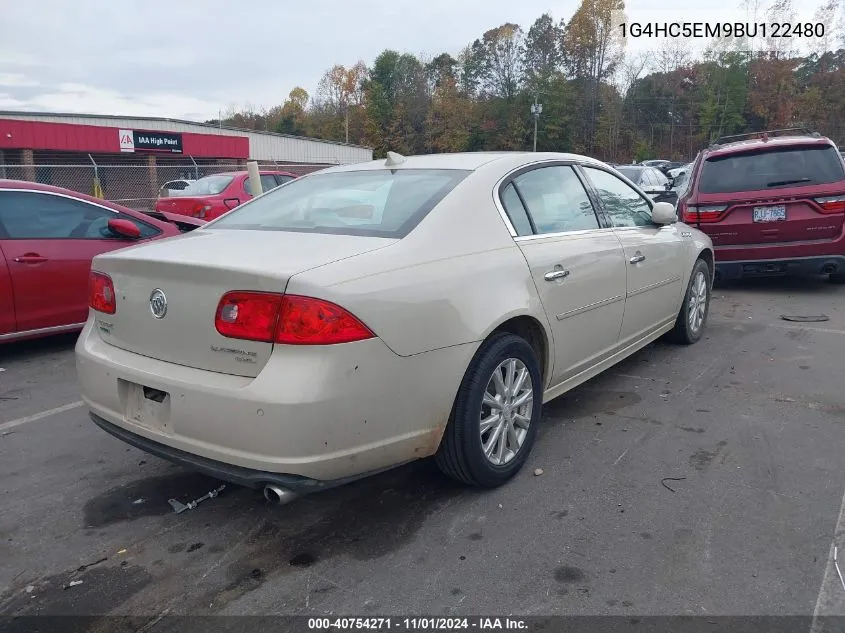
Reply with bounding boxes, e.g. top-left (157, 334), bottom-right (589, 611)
top-left (286, 162), bottom-right (553, 359)
top-left (0, 243), bottom-right (14, 335)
